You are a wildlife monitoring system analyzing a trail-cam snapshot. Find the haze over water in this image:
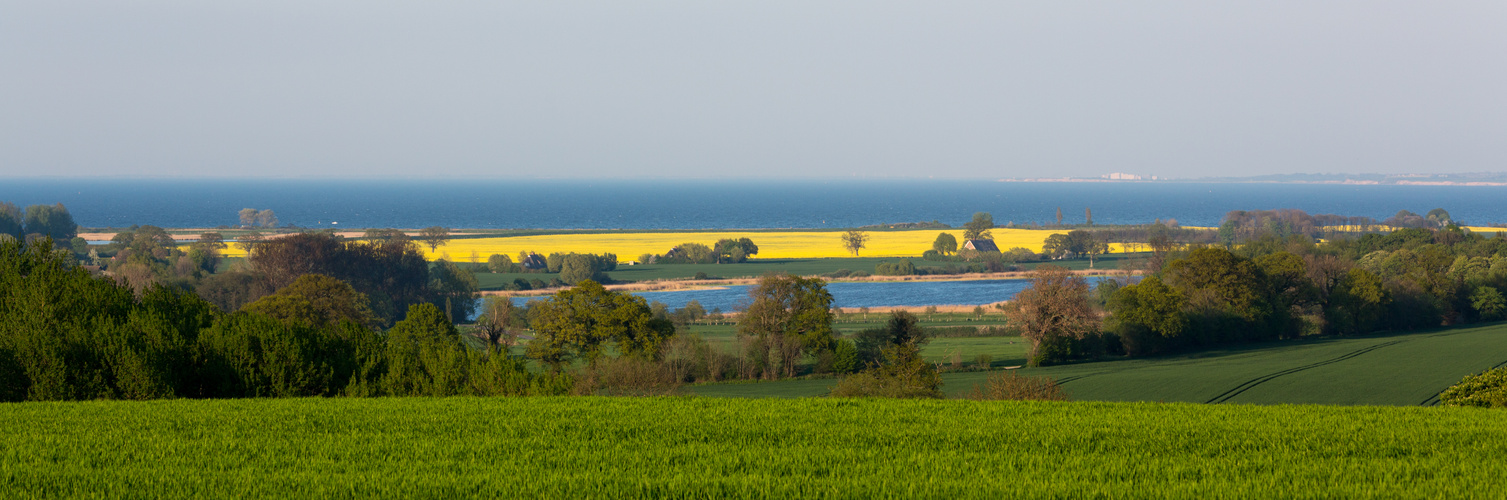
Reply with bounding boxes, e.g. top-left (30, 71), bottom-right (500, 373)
top-left (3, 179), bottom-right (1505, 230)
